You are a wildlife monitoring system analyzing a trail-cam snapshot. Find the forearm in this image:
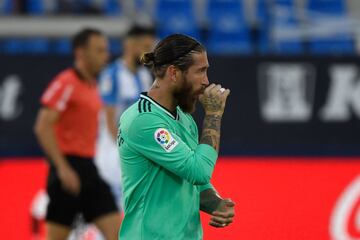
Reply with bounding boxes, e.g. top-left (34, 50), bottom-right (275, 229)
top-left (35, 125), bottom-right (67, 169)
top-left (200, 188), bottom-right (222, 214)
top-left (200, 113), bottom-right (222, 153)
